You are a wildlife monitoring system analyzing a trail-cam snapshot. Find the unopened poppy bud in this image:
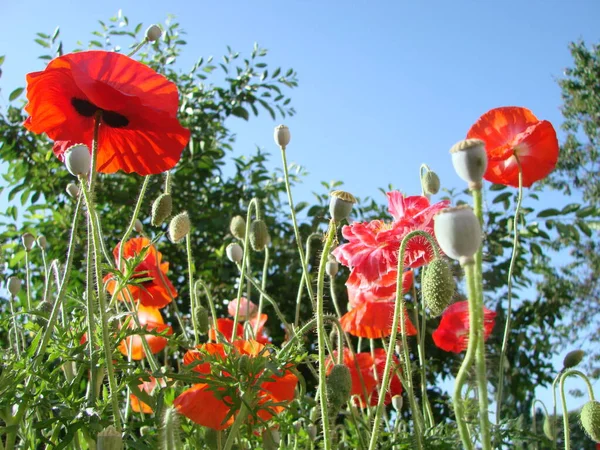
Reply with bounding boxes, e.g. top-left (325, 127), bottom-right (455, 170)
top-left (160, 406), bottom-right (182, 449)
top-left (580, 400), bottom-right (600, 443)
top-left (543, 414), bottom-right (555, 440)
top-left (392, 394), bottom-right (403, 412)
top-left (226, 243), bottom-right (243, 263)
top-left (97, 425), bottom-right (123, 450)
top-left (434, 205), bottom-right (482, 266)
top-left (229, 215), bottom-right (246, 240)
top-left (274, 124), bottom-right (291, 148)
top-left (450, 139), bottom-right (488, 190)
top-left (134, 219), bottom-right (144, 233)
top-left (151, 193), bottom-right (173, 226)
top-left (22, 232), bottom-right (36, 251)
top-left (249, 219), bottom-right (269, 251)
top-left (7, 277), bottom-right (21, 296)
top-left (327, 364), bottom-right (352, 412)
top-left (66, 182), bottom-right (80, 198)
top-left (37, 235), bottom-right (47, 250)
top-left (293, 420), bottom-right (302, 432)
top-left (262, 429), bottom-right (280, 450)
top-left (168, 212), bottom-right (191, 243)
top-left (145, 24), bottom-right (162, 42)
top-left (195, 305), bottom-right (209, 334)
top-left (64, 144), bottom-right (91, 176)
top-left (329, 190), bottom-right (357, 222)
top-left (326, 255), bottom-right (339, 277)
top-left (563, 349), bottom-right (585, 370)
top-left (423, 258), bottom-right (455, 317)
top-left (421, 170), bottom-right (441, 195)
top-left (307, 424), bottom-right (317, 441)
